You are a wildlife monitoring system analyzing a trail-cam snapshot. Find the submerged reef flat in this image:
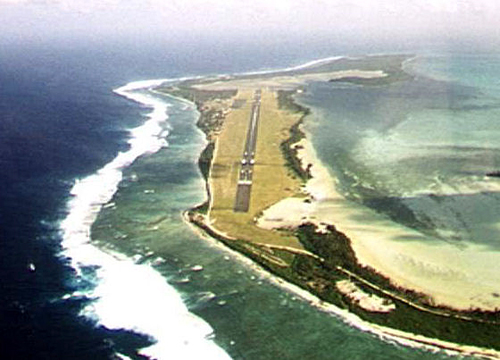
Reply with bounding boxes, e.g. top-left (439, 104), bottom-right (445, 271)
top-left (155, 55), bottom-right (500, 358)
